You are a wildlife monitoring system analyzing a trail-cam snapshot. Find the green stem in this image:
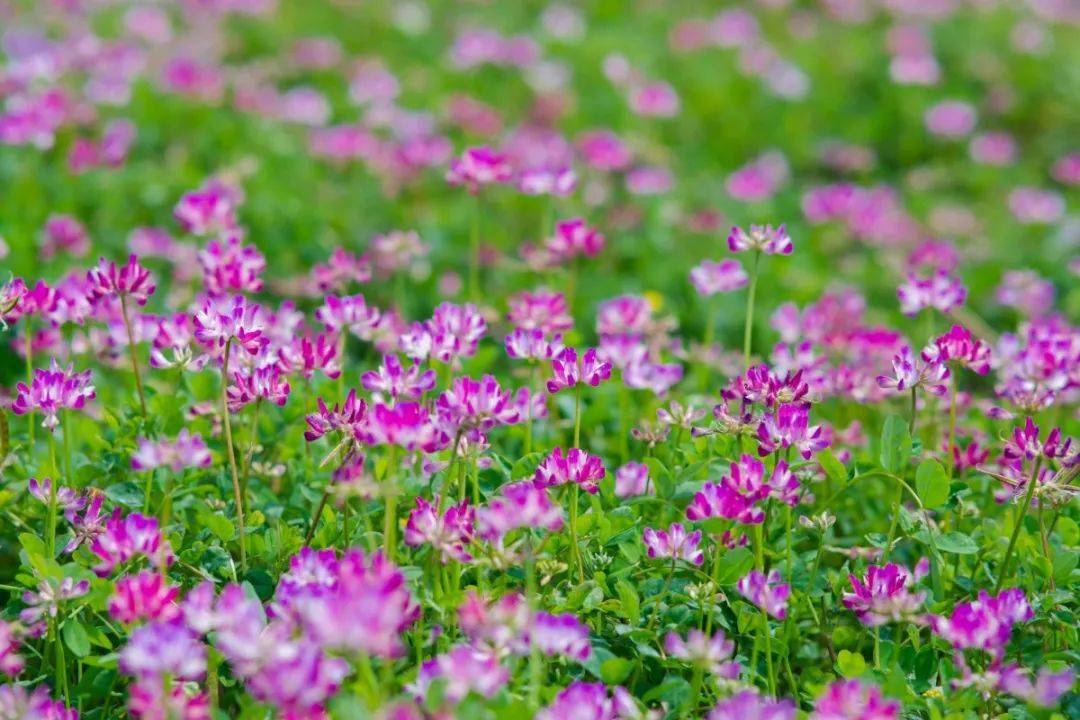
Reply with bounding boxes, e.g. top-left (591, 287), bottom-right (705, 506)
top-left (569, 484), bottom-right (584, 583)
top-left (119, 294), bottom-right (148, 418)
top-left (469, 195), bottom-right (481, 302)
top-left (220, 339), bottom-right (247, 572)
top-left (742, 250), bottom-right (761, 366)
top-left (995, 459), bottom-right (1042, 593)
top-left (25, 320), bottom-right (35, 448)
top-left (384, 446), bottom-right (399, 561)
top-left (524, 534), bottom-right (542, 710)
top-left (1038, 505), bottom-right (1054, 591)
top-left (947, 376), bottom-right (957, 476)
top-left (573, 383), bottom-right (582, 449)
